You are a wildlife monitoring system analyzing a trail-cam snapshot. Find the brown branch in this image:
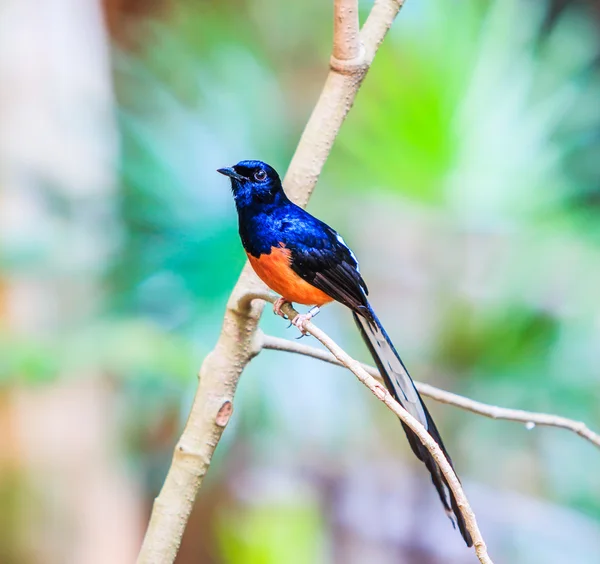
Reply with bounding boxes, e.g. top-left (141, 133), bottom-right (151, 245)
top-left (332, 0), bottom-right (361, 62)
top-left (136, 1), bottom-right (406, 562)
top-left (275, 301), bottom-right (493, 564)
top-left (136, 269), bottom-right (265, 564)
top-left (259, 334), bottom-right (600, 450)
